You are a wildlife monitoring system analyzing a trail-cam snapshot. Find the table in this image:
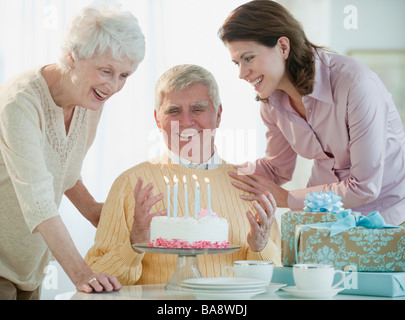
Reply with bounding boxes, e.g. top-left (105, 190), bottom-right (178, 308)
top-left (55, 284), bottom-right (405, 300)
